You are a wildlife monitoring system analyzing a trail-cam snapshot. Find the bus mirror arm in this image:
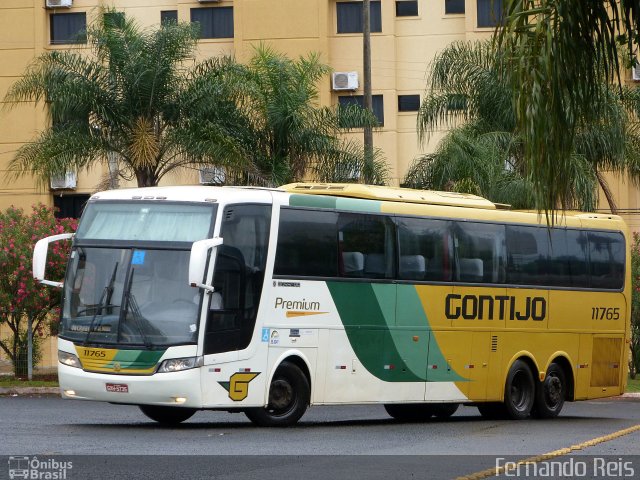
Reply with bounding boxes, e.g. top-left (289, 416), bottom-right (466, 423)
top-left (32, 233), bottom-right (74, 289)
top-left (189, 237), bottom-right (223, 292)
